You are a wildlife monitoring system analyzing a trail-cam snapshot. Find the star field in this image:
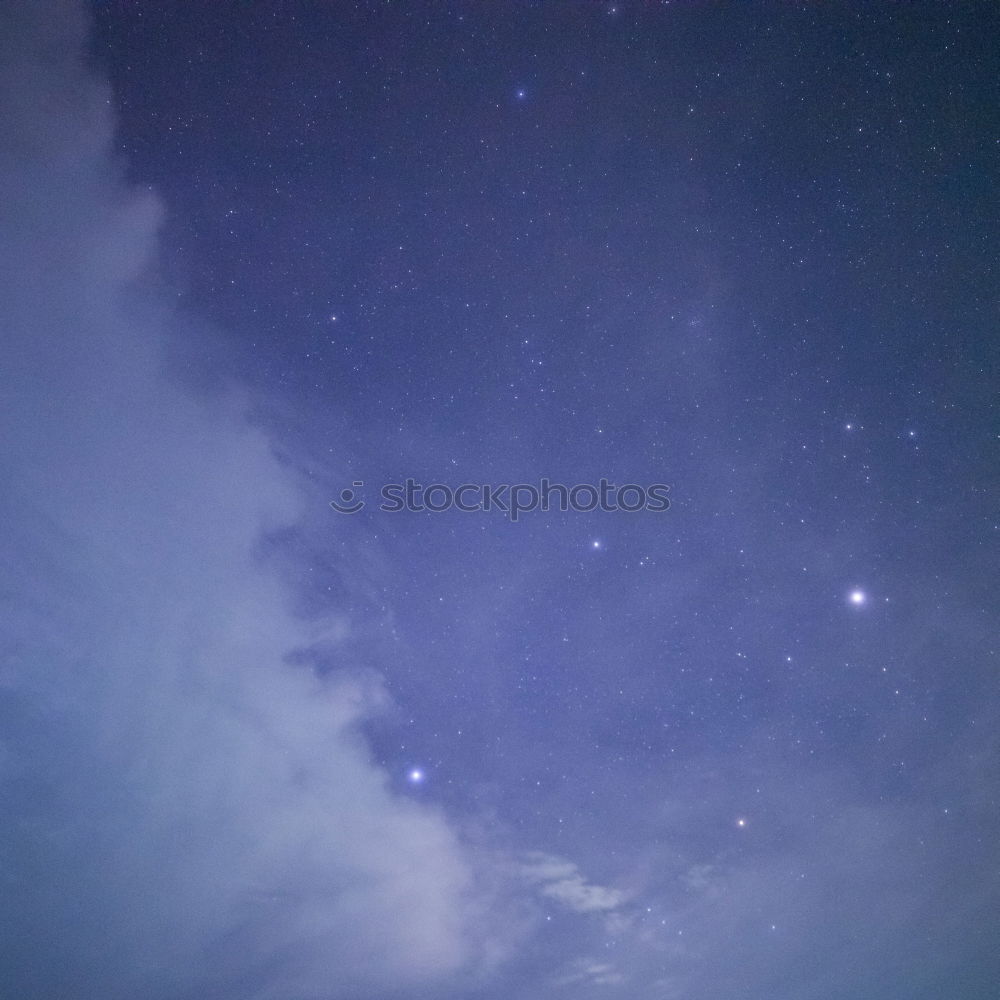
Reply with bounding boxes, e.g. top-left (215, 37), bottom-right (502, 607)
top-left (0, 2), bottom-right (997, 999)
